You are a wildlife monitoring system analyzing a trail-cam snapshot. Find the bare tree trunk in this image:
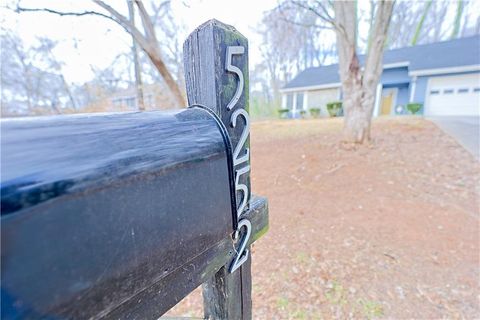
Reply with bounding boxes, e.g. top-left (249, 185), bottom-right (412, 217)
top-left (334, 0), bottom-right (394, 143)
top-left (127, 0), bottom-right (145, 111)
top-left (17, 1), bottom-right (187, 107)
top-left (58, 74), bottom-right (77, 110)
top-left (131, 0), bottom-right (185, 107)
